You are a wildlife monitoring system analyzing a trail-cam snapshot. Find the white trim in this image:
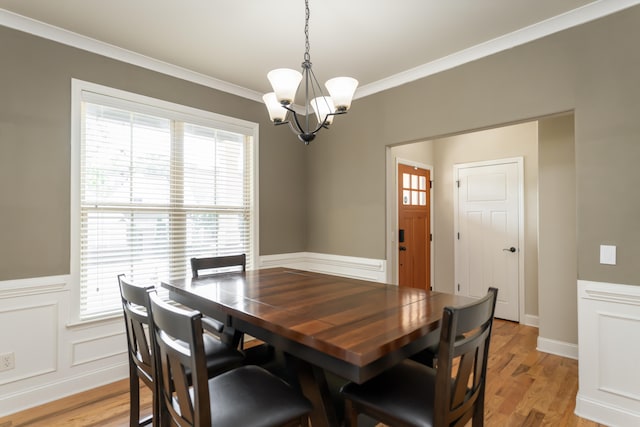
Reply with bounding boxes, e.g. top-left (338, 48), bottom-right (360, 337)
top-left (453, 157), bottom-right (525, 323)
top-left (0, 275), bottom-right (69, 298)
top-left (3, 1), bottom-right (640, 102)
top-left (356, 0), bottom-right (640, 98)
top-left (259, 252), bottom-right (387, 283)
top-left (577, 280), bottom-right (640, 426)
top-left (0, 301), bottom-right (59, 386)
top-left (0, 9), bottom-right (263, 103)
top-left (537, 336), bottom-right (578, 360)
top-left (70, 332), bottom-right (127, 367)
top-left (581, 283), bottom-right (640, 306)
top-left (523, 314), bottom-right (539, 328)
top-left (385, 148), bottom-right (395, 284)
top-left (0, 363), bottom-right (128, 416)
top-left (576, 392), bottom-right (640, 427)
